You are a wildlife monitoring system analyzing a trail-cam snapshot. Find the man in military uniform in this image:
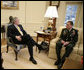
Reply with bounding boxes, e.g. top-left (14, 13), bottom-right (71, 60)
top-left (54, 21), bottom-right (78, 69)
